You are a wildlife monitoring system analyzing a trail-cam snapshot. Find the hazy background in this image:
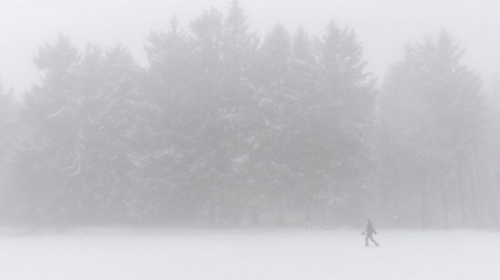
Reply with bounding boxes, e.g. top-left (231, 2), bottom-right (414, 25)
top-left (1, 0), bottom-right (499, 93)
top-left (0, 0), bottom-right (499, 229)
